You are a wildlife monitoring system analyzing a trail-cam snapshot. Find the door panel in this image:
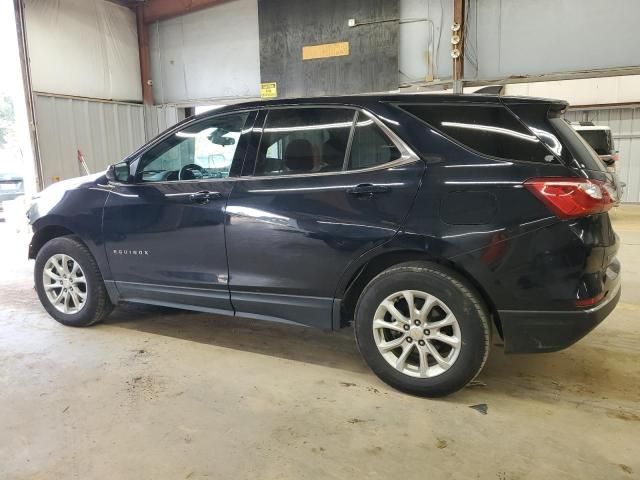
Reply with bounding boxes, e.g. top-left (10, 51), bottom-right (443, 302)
top-left (226, 107), bottom-right (425, 328)
top-left (103, 180), bottom-right (234, 311)
top-left (102, 111), bottom-right (254, 313)
top-left (226, 162), bottom-right (425, 328)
